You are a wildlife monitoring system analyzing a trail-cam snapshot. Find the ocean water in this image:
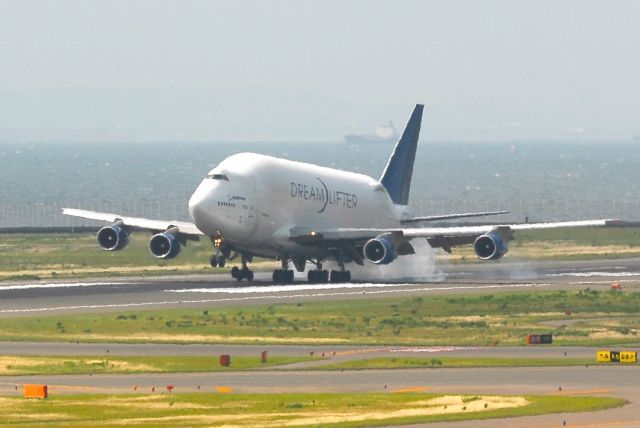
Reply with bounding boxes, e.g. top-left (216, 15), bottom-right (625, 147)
top-left (1, 140), bottom-right (639, 227)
